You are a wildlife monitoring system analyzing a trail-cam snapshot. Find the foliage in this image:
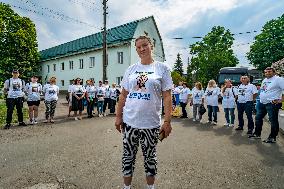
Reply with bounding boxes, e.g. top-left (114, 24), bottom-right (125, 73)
top-left (171, 71), bottom-right (186, 85)
top-left (0, 3), bottom-right (40, 83)
top-left (247, 14), bottom-right (284, 71)
top-left (0, 101), bottom-right (28, 127)
top-left (173, 53), bottom-right (184, 76)
top-left (189, 26), bottom-right (238, 86)
top-left (186, 61), bottom-right (194, 87)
